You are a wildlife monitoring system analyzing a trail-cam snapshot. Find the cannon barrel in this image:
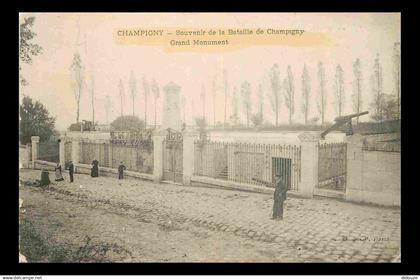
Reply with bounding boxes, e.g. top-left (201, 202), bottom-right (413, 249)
top-left (334, 111), bottom-right (369, 123)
